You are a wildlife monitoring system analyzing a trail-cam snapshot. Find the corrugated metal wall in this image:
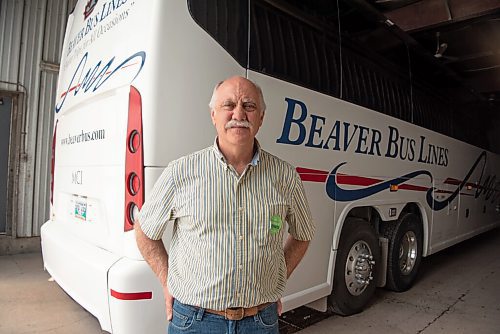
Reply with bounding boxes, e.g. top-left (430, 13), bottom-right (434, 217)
top-left (0, 0), bottom-right (77, 237)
